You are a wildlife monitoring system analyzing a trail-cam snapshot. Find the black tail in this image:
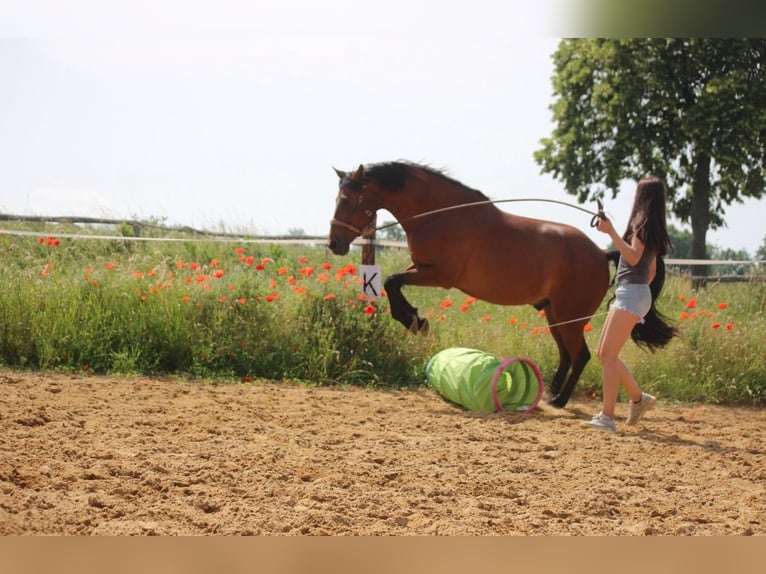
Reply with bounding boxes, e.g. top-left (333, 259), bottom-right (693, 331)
top-left (606, 250), bottom-right (678, 351)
